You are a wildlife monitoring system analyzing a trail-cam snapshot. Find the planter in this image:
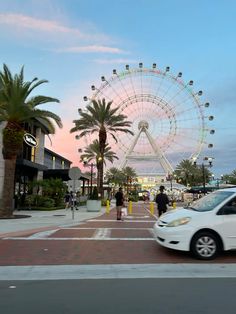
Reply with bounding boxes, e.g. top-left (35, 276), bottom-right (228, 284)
top-left (86, 199), bottom-right (101, 212)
